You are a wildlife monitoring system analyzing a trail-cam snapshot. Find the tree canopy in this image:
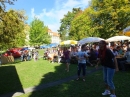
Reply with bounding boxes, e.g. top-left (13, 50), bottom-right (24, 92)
top-left (89, 0), bottom-right (130, 39)
top-left (60, 0), bottom-right (130, 41)
top-left (29, 18), bottom-right (51, 46)
top-left (70, 8), bottom-right (94, 40)
top-left (0, 9), bottom-right (27, 49)
top-left (58, 8), bottom-right (82, 40)
top-left (0, 0), bottom-right (28, 49)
